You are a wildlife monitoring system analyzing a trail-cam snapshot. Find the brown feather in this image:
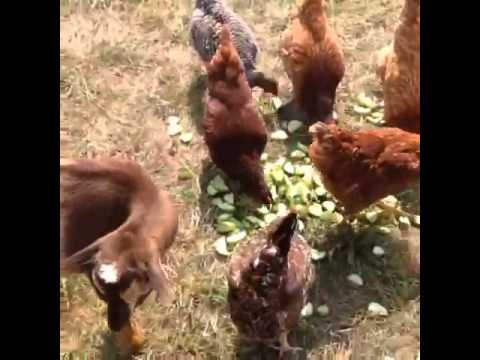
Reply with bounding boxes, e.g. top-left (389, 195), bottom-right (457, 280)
top-left (309, 124), bottom-right (420, 214)
top-left (280, 0), bottom-right (344, 125)
top-left (203, 26), bottom-right (272, 204)
top-left (377, 0), bottom-right (420, 133)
